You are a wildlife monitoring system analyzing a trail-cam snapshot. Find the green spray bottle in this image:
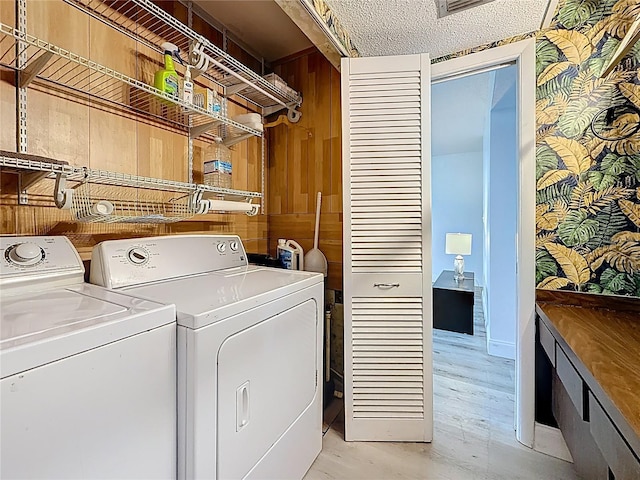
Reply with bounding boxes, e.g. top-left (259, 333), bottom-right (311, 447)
top-left (154, 42), bottom-right (183, 98)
